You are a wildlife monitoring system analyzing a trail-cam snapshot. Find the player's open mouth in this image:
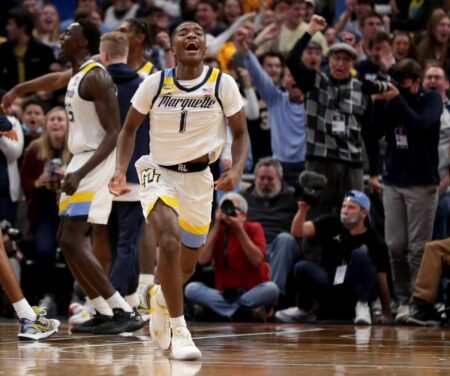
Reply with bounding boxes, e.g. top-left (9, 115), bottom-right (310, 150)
top-left (185, 41), bottom-right (199, 52)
